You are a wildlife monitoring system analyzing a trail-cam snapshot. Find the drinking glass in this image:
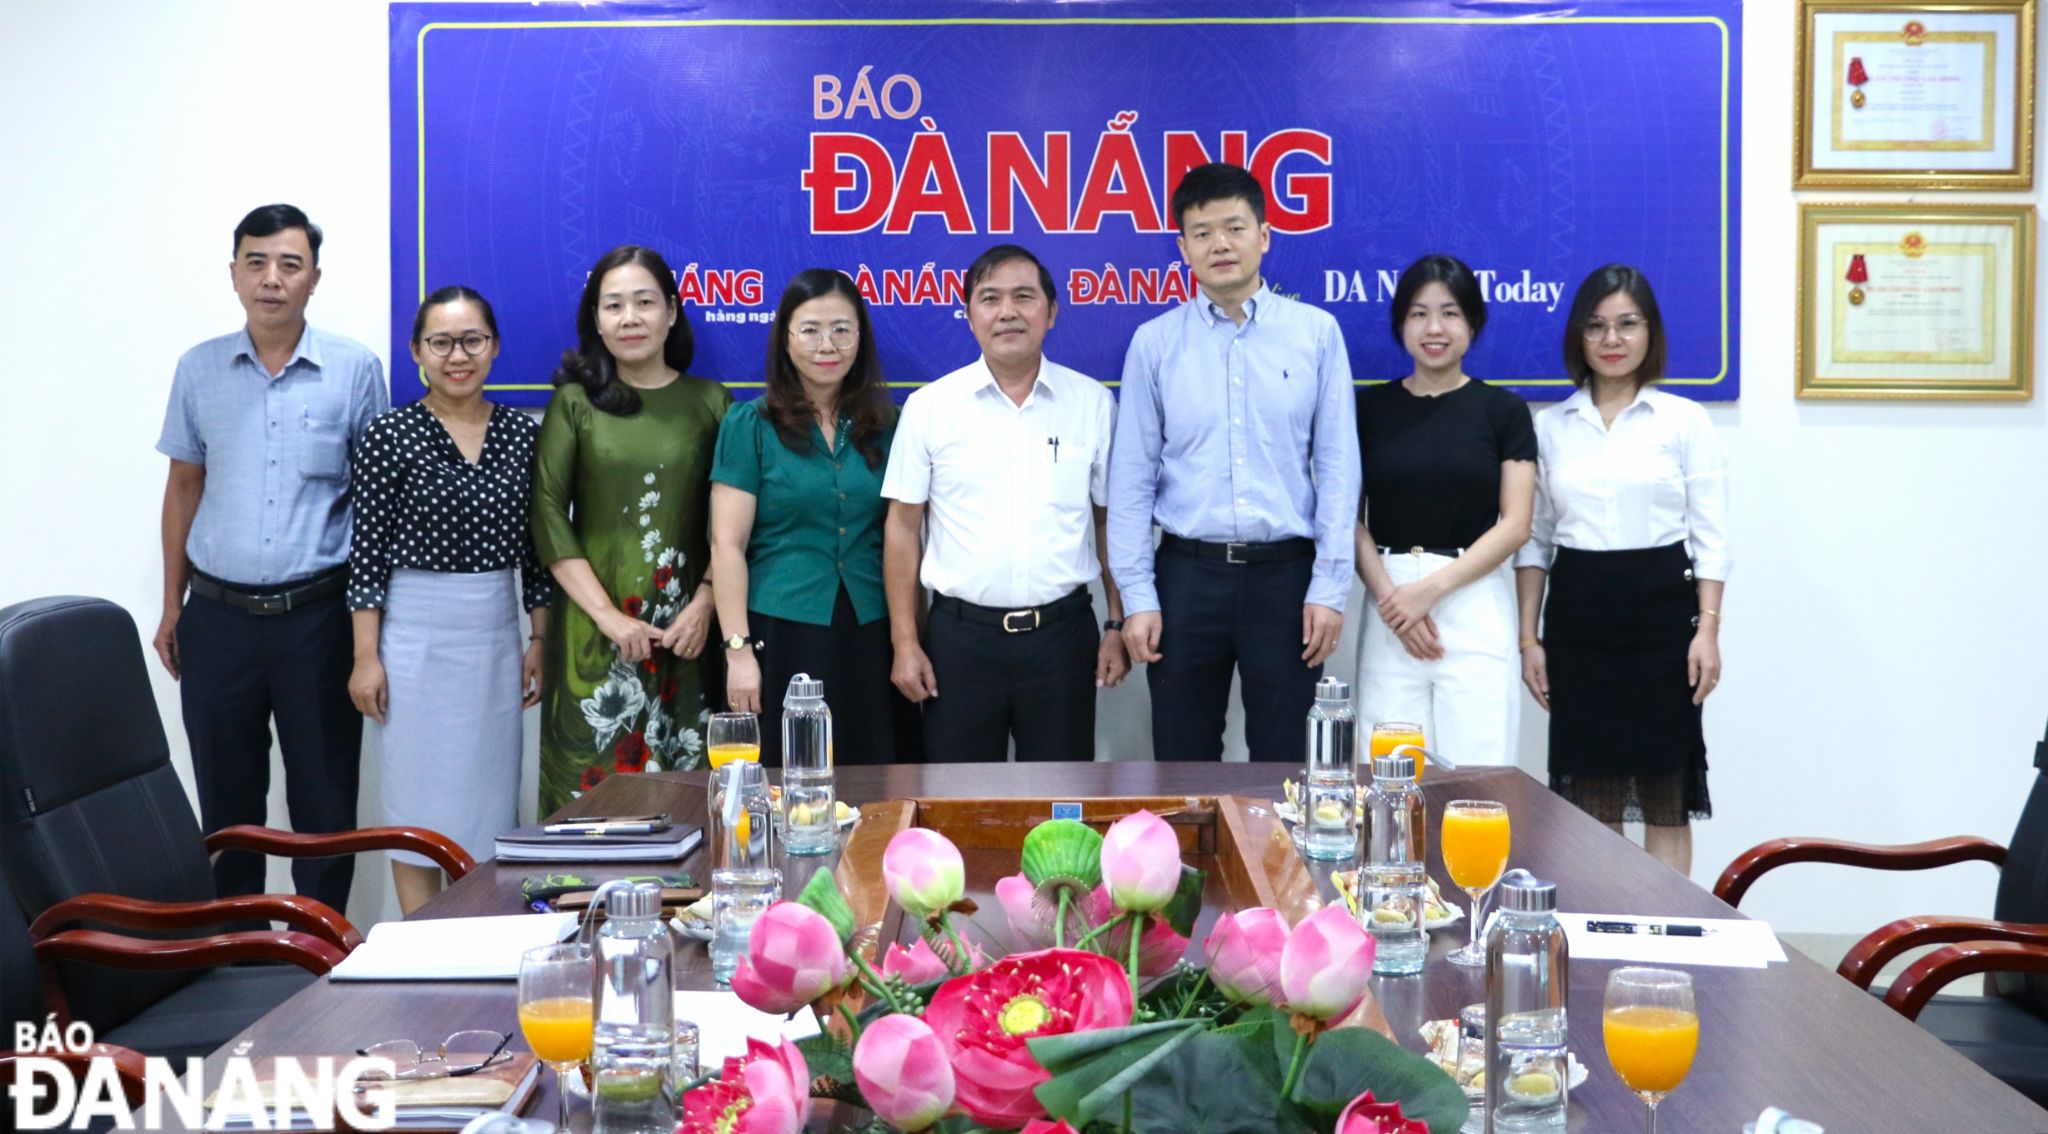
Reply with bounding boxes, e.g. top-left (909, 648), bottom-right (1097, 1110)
top-left (1603, 967), bottom-right (1699, 1133)
top-left (517, 942), bottom-right (594, 1131)
top-left (1370, 721), bottom-right (1427, 778)
top-left (1439, 800), bottom-right (1510, 966)
top-left (706, 712), bottom-right (762, 769)
top-left (710, 866), bottom-right (782, 986)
